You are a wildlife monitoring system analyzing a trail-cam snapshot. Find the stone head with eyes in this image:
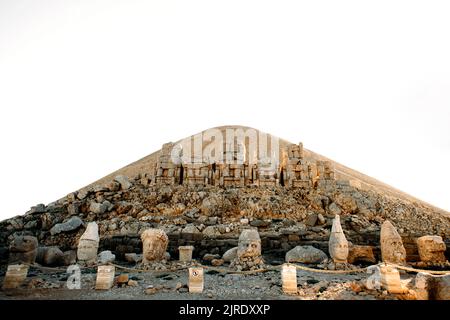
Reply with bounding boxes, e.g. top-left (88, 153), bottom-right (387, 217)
top-left (237, 229), bottom-right (262, 259)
